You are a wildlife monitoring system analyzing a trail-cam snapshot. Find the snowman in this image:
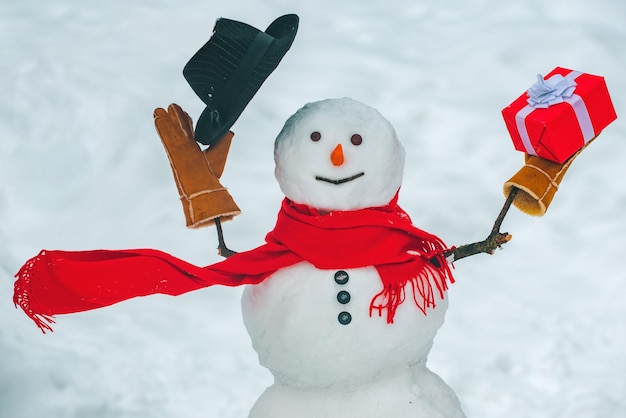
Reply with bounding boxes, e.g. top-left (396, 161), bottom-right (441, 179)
top-left (241, 97), bottom-right (465, 418)
top-left (12, 15), bottom-right (476, 418)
